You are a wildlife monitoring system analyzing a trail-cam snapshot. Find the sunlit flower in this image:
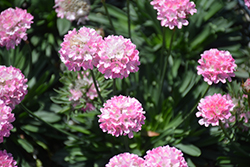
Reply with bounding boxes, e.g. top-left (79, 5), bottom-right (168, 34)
top-left (0, 150), bottom-right (17, 167)
top-left (59, 27), bottom-right (103, 71)
top-left (97, 35), bottom-right (140, 79)
top-left (0, 7), bottom-right (33, 50)
top-left (144, 145), bottom-right (188, 167)
top-left (98, 95), bottom-right (145, 138)
top-left (0, 101), bottom-right (15, 143)
top-left (0, 66), bottom-right (28, 109)
top-left (68, 71), bottom-right (98, 112)
top-left (106, 152), bottom-right (145, 167)
top-left (54, 0), bottom-right (91, 24)
top-left (197, 49), bottom-right (237, 85)
top-left (150, 0), bottom-right (197, 29)
top-left (196, 93), bottom-right (234, 127)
